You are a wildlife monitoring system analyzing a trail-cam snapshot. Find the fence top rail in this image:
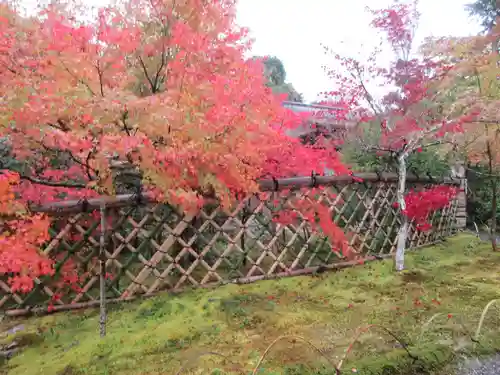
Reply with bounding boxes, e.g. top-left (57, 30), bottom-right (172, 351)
top-left (29, 172), bottom-right (462, 214)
